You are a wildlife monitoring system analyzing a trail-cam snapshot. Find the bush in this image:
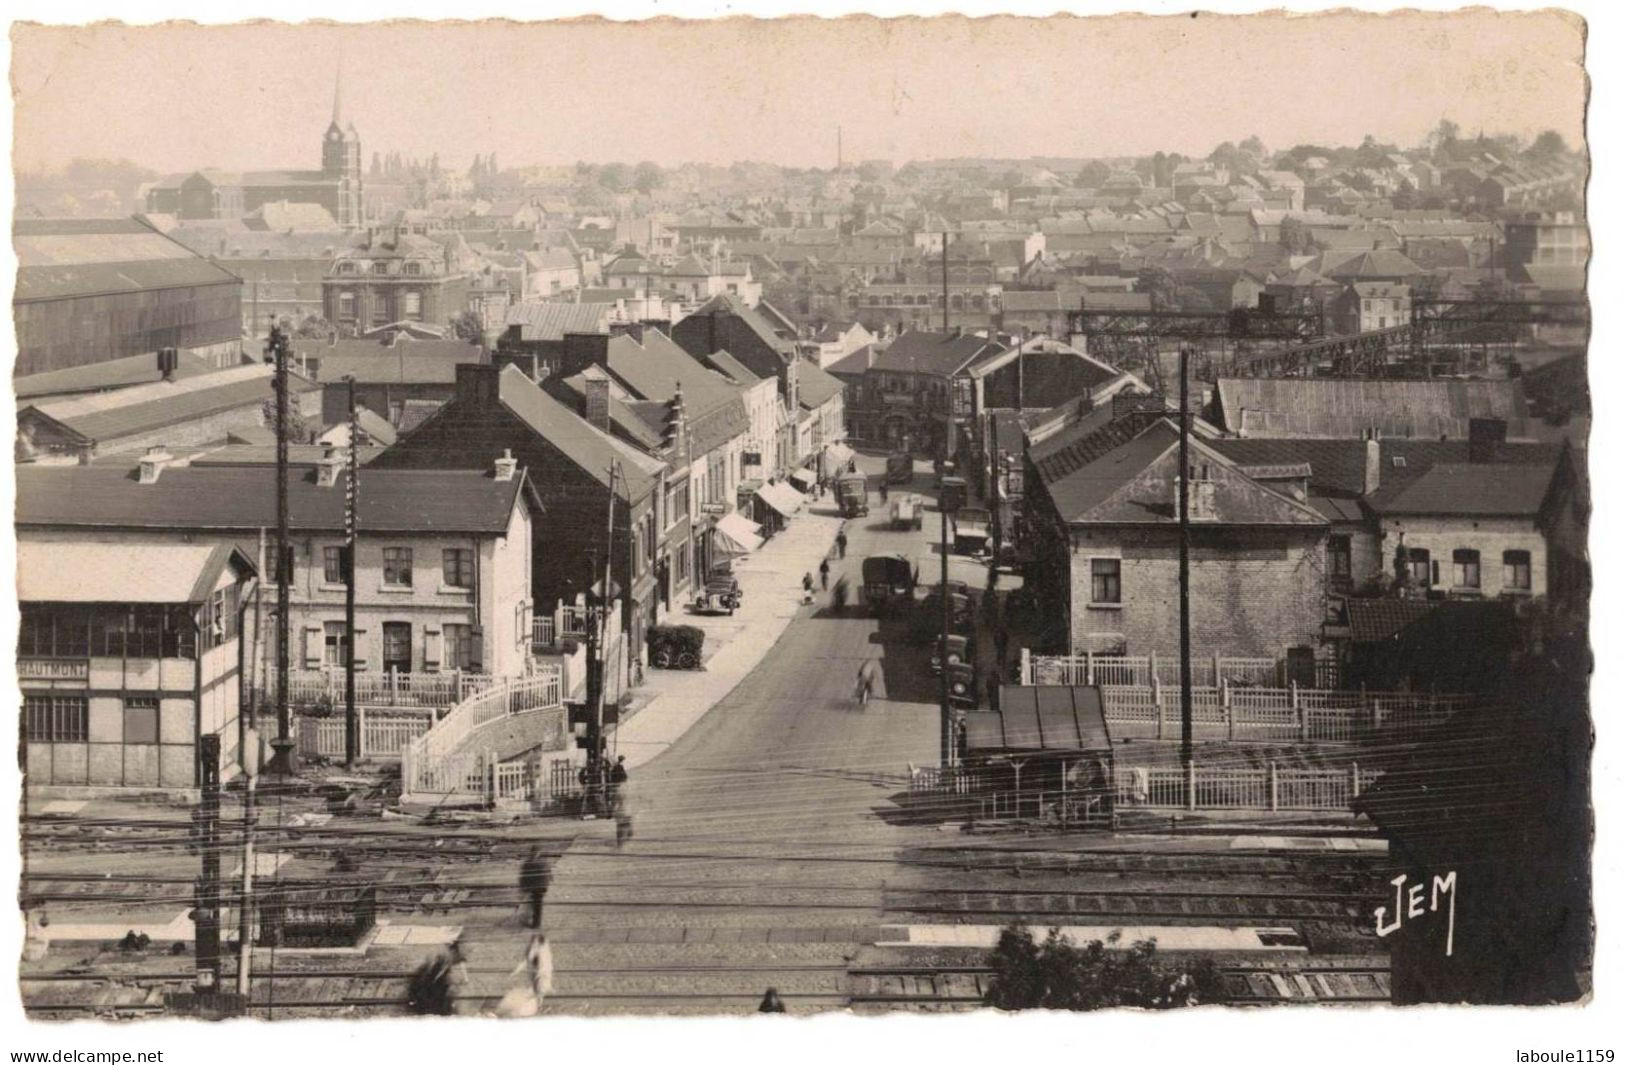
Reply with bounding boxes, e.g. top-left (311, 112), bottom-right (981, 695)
top-left (648, 624), bottom-right (705, 668)
top-left (984, 923), bottom-right (1222, 1010)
